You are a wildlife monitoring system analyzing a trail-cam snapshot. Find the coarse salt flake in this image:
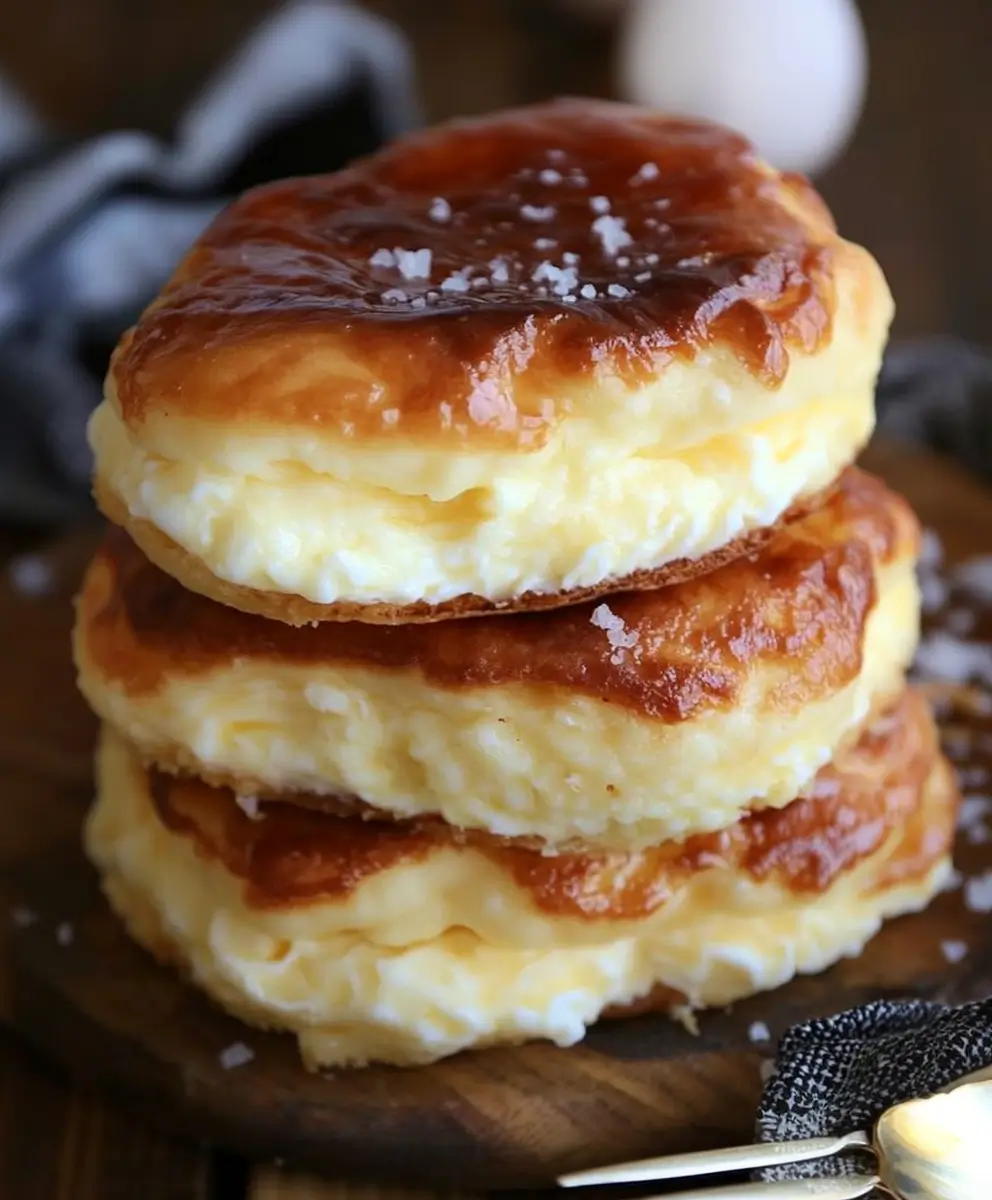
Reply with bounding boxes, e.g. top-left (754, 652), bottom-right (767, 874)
top-left (592, 214), bottom-right (633, 258)
top-left (489, 257), bottom-right (511, 283)
top-left (440, 271), bottom-right (471, 294)
top-left (381, 287), bottom-right (408, 303)
top-left (534, 237), bottom-right (557, 250)
top-left (964, 869), bottom-right (992, 912)
top-left (429, 197), bottom-right (452, 223)
top-left (748, 1021), bottom-right (771, 1043)
top-left (941, 939), bottom-right (969, 964)
top-left (631, 161), bottom-right (660, 184)
top-left (608, 283), bottom-right (630, 299)
top-left (539, 168), bottom-right (562, 185)
top-left (219, 1042), bottom-right (255, 1070)
top-left (521, 204), bottom-right (556, 222)
top-left (591, 602), bottom-right (639, 664)
top-left (368, 247), bottom-right (396, 268)
top-left (532, 261), bottom-right (578, 296)
top-left (9, 555), bottom-right (54, 597)
top-left (580, 284), bottom-right (597, 300)
top-left (589, 195), bottom-right (611, 214)
top-left (394, 247), bottom-right (432, 280)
